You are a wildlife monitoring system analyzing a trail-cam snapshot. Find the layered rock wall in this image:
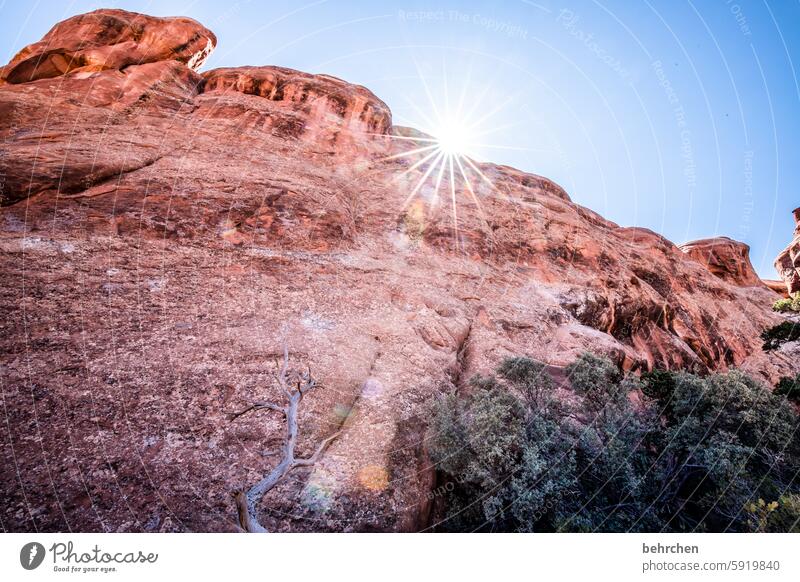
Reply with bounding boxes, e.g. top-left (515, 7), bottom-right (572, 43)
top-left (775, 208), bottom-right (800, 295)
top-left (1, 9), bottom-right (797, 533)
top-left (679, 237), bottom-right (764, 288)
